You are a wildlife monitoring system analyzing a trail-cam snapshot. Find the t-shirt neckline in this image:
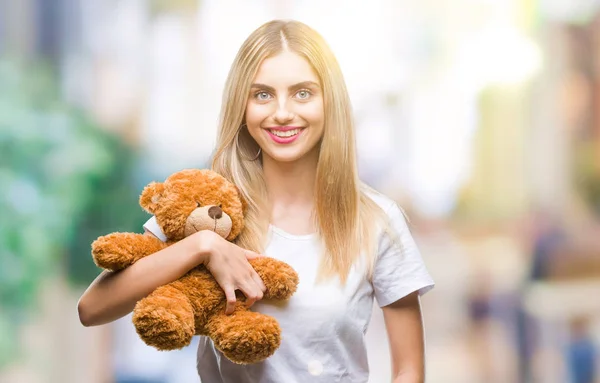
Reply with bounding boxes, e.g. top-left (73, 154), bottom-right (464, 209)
top-left (268, 224), bottom-right (317, 241)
